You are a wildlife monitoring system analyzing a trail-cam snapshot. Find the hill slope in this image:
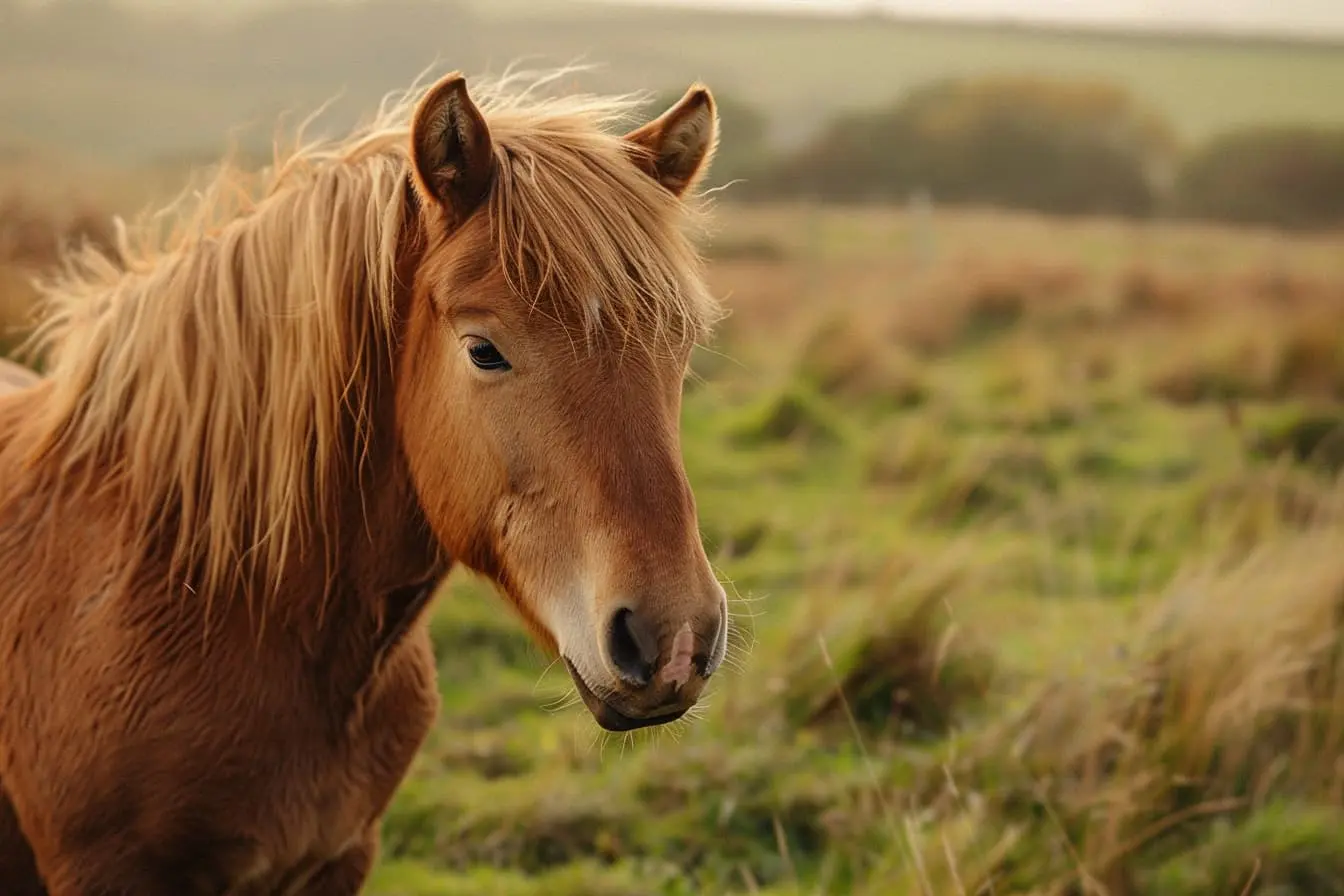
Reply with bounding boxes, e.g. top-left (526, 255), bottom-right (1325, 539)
top-left (2, 1), bottom-right (1343, 163)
